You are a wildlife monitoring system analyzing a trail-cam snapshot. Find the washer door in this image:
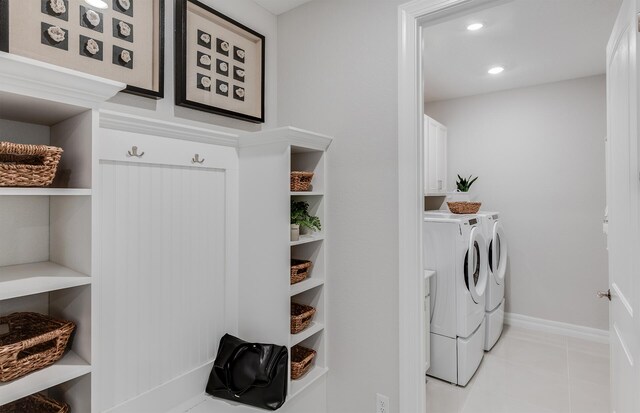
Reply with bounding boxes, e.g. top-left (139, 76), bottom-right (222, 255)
top-left (490, 221), bottom-right (507, 285)
top-left (464, 226), bottom-right (488, 304)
